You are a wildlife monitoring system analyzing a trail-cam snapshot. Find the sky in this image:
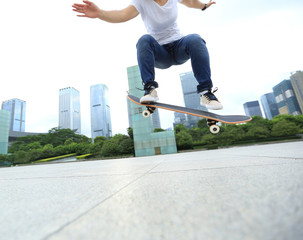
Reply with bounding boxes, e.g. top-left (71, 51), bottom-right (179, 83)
top-left (0, 0), bottom-right (303, 137)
